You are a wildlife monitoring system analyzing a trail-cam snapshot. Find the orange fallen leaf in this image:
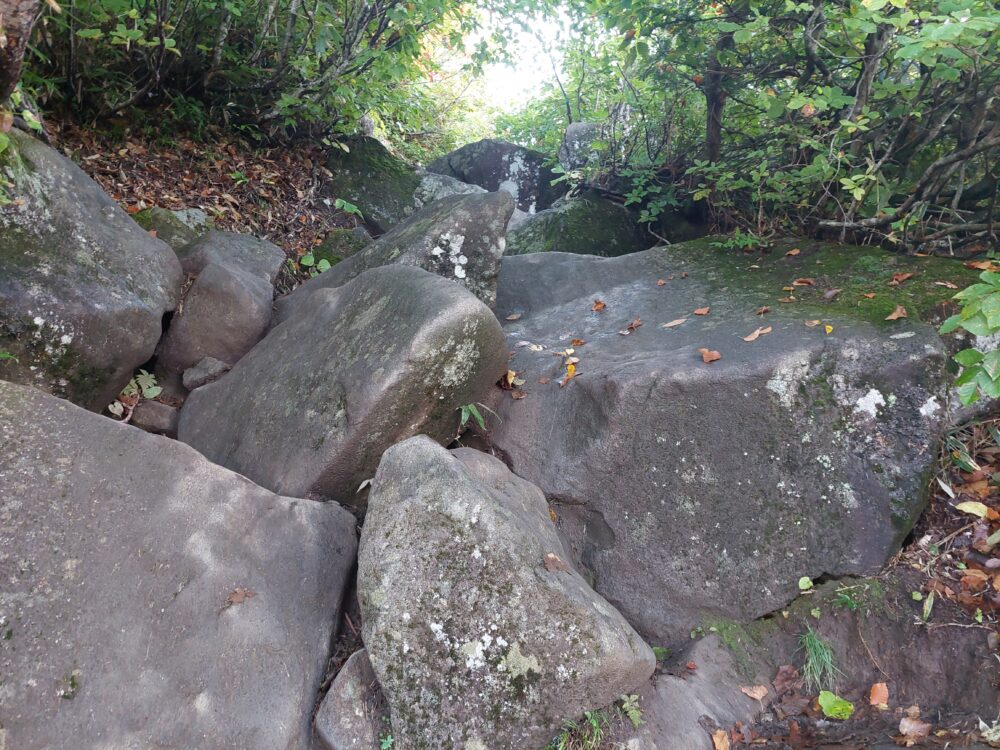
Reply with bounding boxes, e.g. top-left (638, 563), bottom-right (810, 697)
top-left (740, 685), bottom-right (769, 701)
top-left (782, 286), bottom-right (795, 292)
top-left (756, 306), bottom-right (770, 315)
top-left (657, 278), bottom-right (667, 286)
top-left (743, 326), bottom-right (773, 342)
top-left (712, 729), bottom-right (730, 750)
top-left (694, 307), bottom-right (710, 316)
top-left (592, 299), bottom-right (606, 312)
top-left (779, 296), bottom-right (796, 303)
top-left (505, 312), bottom-right (522, 321)
top-left (548, 508), bottom-right (558, 522)
top-left (869, 682), bottom-right (889, 709)
top-left (686, 661), bottom-right (698, 670)
top-left (662, 318), bottom-right (687, 329)
top-left (699, 348), bottom-right (721, 363)
top-left (619, 317), bottom-right (643, 335)
top-left (570, 338), bottom-right (586, 346)
top-left (785, 248), bottom-right (801, 256)
top-left (792, 278), bottom-right (815, 286)
top-left (966, 260), bottom-right (1000, 271)
top-left (863, 292), bottom-right (876, 299)
top-left (804, 319), bottom-right (821, 327)
top-left (559, 363), bottom-right (577, 387)
top-left (889, 272), bottom-right (914, 286)
top-left (885, 305), bottom-right (908, 321)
